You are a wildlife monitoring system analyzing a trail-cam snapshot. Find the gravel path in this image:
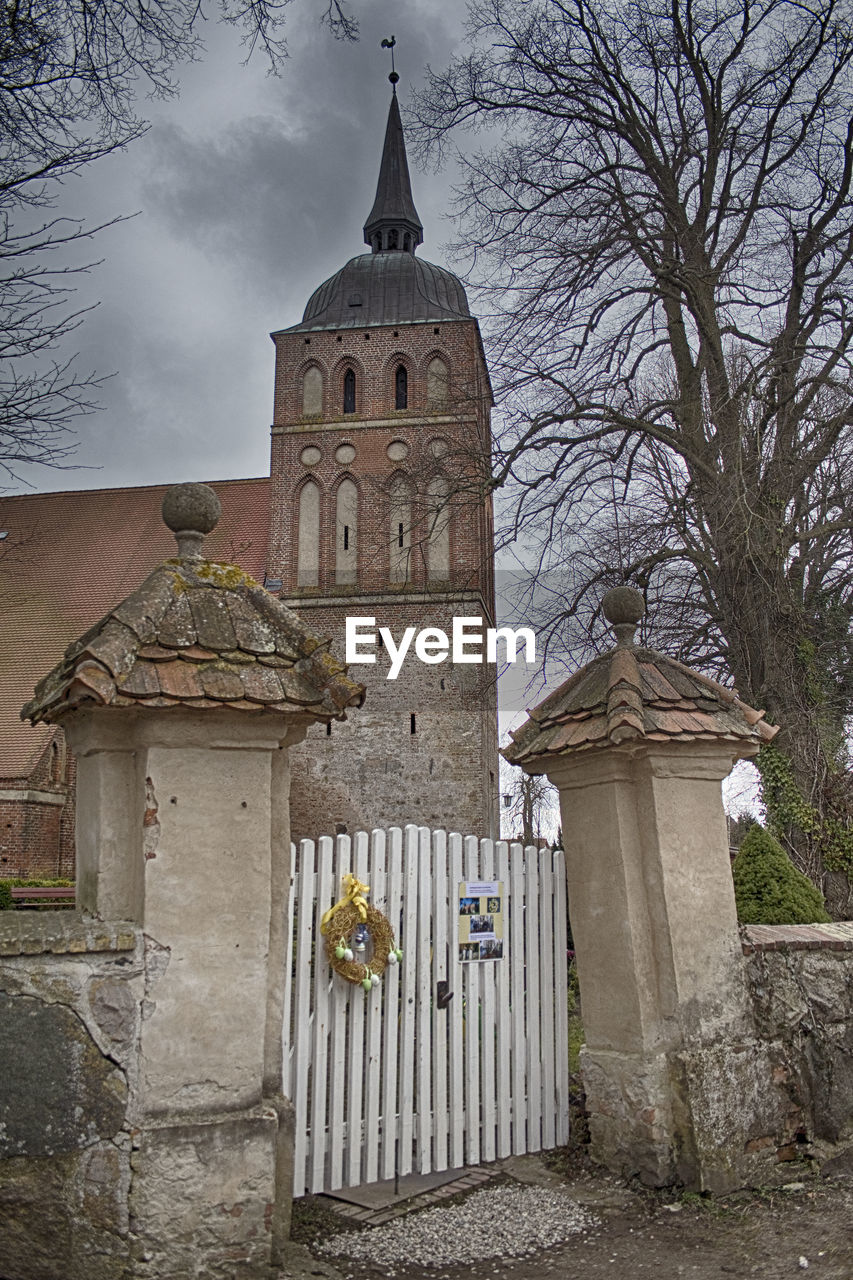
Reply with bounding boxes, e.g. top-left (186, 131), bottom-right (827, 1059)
top-left (316, 1183), bottom-right (597, 1270)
